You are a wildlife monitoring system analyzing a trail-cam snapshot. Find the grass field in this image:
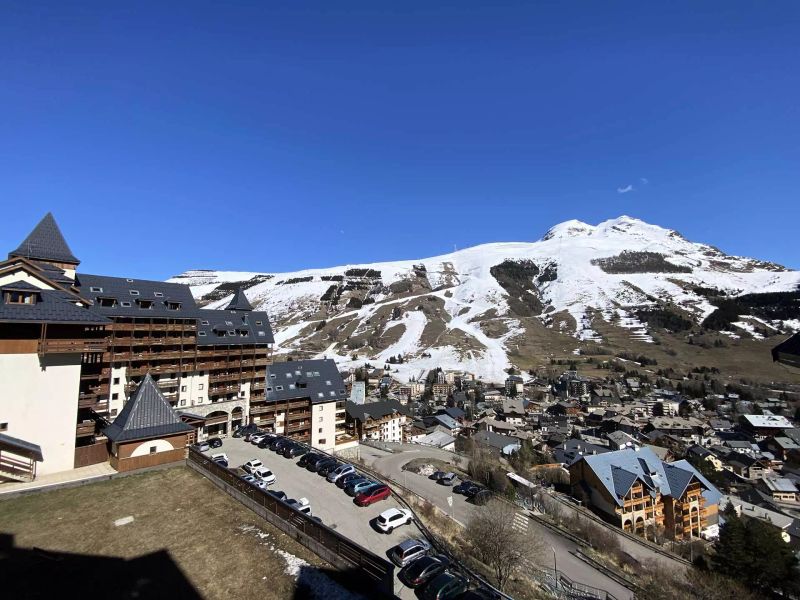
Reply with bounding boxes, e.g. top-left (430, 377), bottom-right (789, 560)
top-left (0, 466), bottom-right (354, 600)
